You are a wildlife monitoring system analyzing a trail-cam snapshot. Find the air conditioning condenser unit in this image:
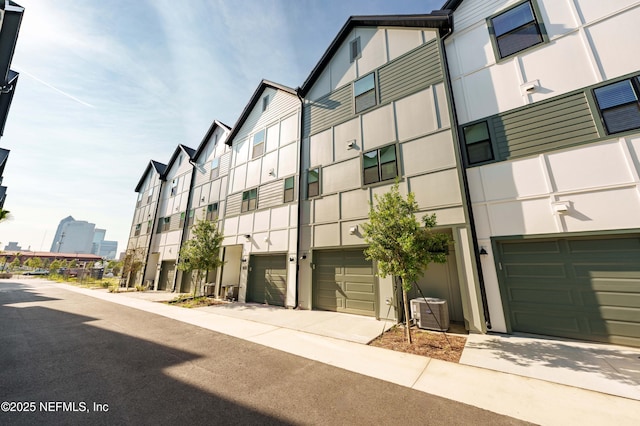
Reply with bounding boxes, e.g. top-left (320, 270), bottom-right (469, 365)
top-left (410, 298), bottom-right (449, 331)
